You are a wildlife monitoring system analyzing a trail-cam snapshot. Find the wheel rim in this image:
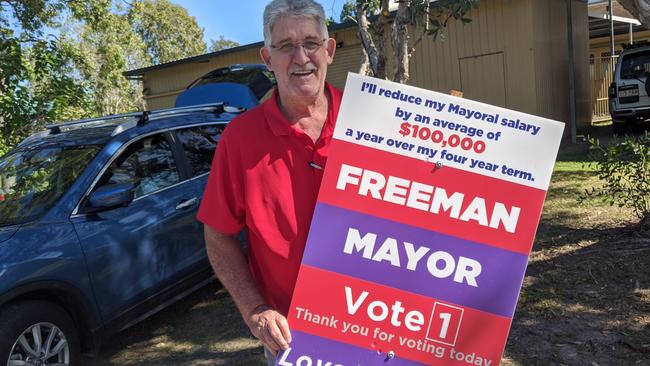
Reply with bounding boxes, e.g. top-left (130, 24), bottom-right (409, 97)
top-left (7, 322), bottom-right (70, 366)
